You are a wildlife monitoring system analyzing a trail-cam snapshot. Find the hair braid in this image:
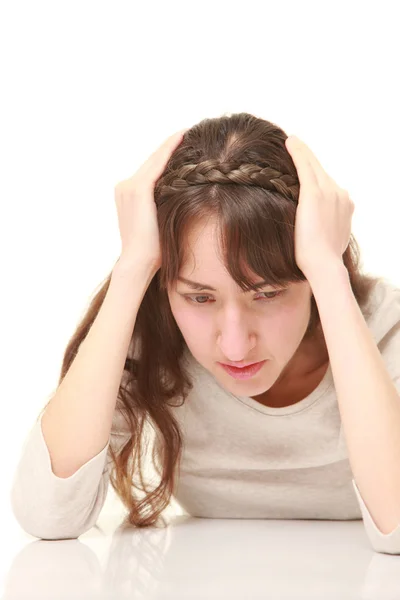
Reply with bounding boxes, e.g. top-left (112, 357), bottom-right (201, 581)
top-left (158, 160), bottom-right (299, 203)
